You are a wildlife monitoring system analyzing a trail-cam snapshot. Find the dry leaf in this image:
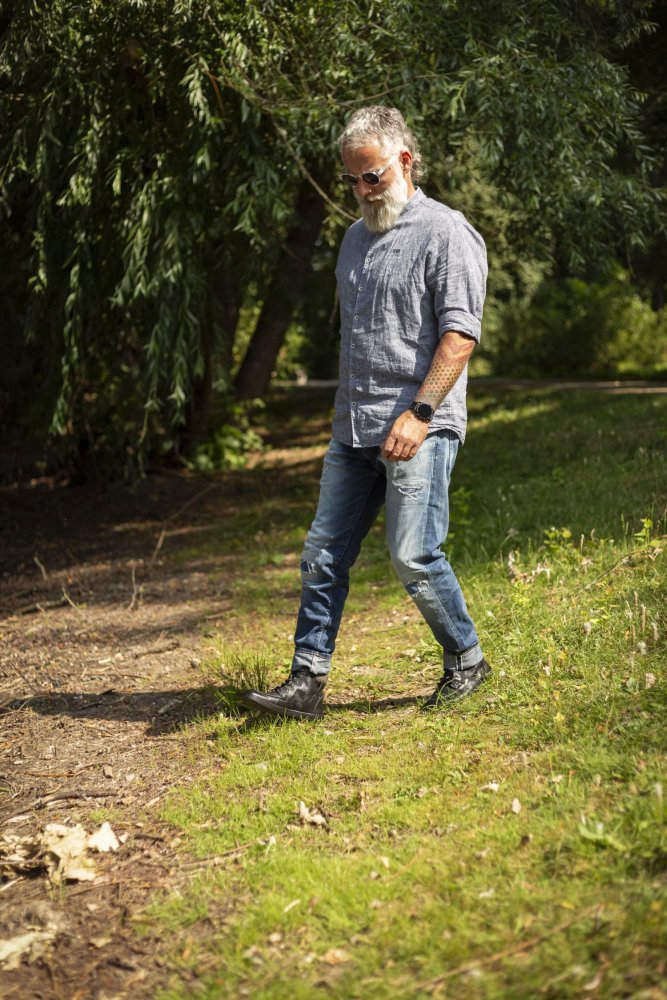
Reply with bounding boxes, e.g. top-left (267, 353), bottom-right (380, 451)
top-left (320, 948), bottom-right (351, 965)
top-left (282, 899), bottom-right (301, 914)
top-left (0, 907), bottom-right (66, 970)
top-left (583, 969), bottom-right (604, 990)
top-left (511, 798), bottom-right (522, 815)
top-left (0, 930), bottom-right (60, 970)
top-left (102, 765), bottom-right (114, 779)
top-left (90, 936), bottom-right (113, 949)
top-left (480, 782), bottom-right (500, 793)
top-left (41, 824), bottom-right (96, 883)
top-left (88, 822), bottom-right (119, 853)
top-left (298, 801), bottom-right (327, 827)
top-left (645, 672), bottom-right (656, 689)
top-left (478, 888), bottom-right (495, 899)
